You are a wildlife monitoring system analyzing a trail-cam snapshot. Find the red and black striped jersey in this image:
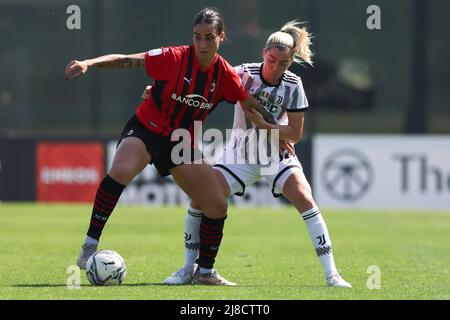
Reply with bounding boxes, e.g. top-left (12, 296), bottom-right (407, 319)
top-left (135, 45), bottom-right (248, 137)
